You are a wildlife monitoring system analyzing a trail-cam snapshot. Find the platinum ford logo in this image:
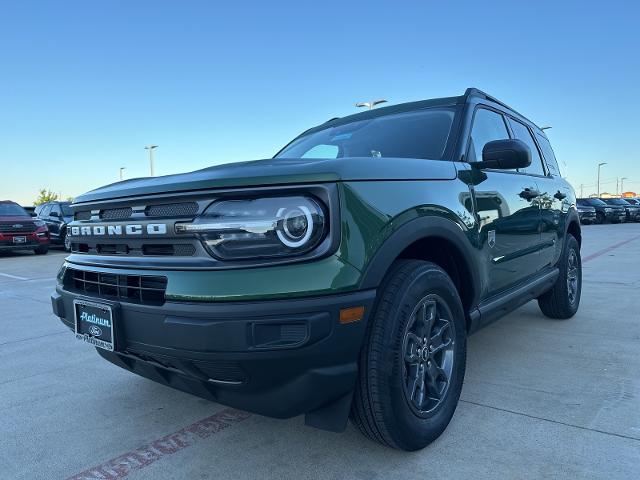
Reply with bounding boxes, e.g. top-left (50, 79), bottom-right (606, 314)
top-left (70, 224), bottom-right (167, 236)
top-left (12, 224), bottom-right (23, 228)
top-left (89, 325), bottom-right (102, 336)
